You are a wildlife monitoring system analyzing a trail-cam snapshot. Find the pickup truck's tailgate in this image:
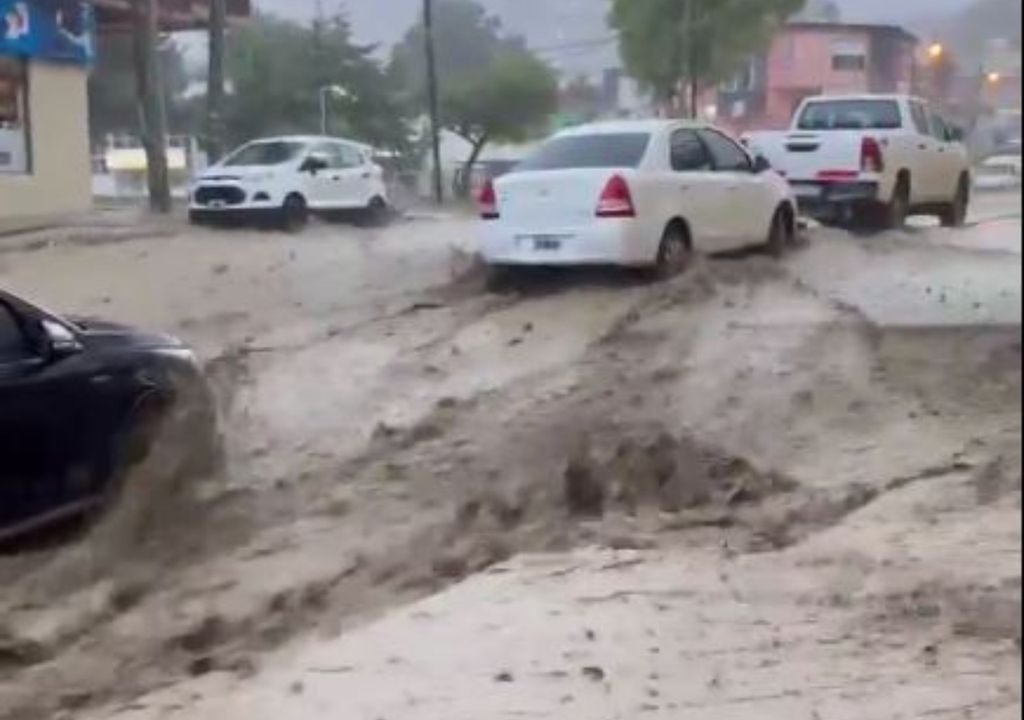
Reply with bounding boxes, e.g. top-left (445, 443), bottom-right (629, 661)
top-left (769, 131), bottom-right (866, 181)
